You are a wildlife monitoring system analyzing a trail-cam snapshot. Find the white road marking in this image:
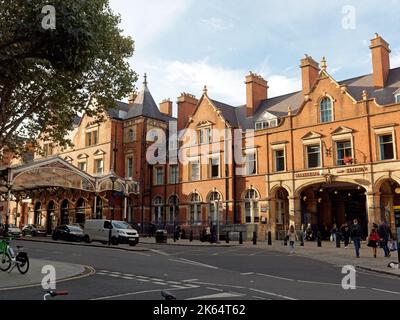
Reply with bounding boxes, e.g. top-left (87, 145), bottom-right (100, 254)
top-left (206, 287), bottom-right (224, 292)
top-left (121, 277), bottom-right (135, 280)
top-left (252, 296), bottom-right (271, 300)
top-left (169, 258), bottom-right (219, 270)
top-left (150, 278), bottom-right (164, 282)
top-left (372, 288), bottom-right (400, 295)
top-left (240, 272), bottom-right (255, 276)
top-left (136, 276), bottom-right (149, 279)
top-left (297, 280), bottom-right (343, 287)
top-left (91, 287), bottom-right (193, 300)
top-left (166, 281), bottom-right (182, 285)
top-left (150, 249), bottom-right (170, 256)
top-left (186, 292), bottom-right (244, 300)
top-left (250, 288), bottom-right (297, 301)
top-left (190, 281), bottom-right (245, 289)
top-left (256, 273), bottom-right (295, 282)
top-left (153, 282), bottom-right (168, 286)
top-left (182, 279), bottom-right (198, 283)
top-left (136, 279), bottom-right (150, 282)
